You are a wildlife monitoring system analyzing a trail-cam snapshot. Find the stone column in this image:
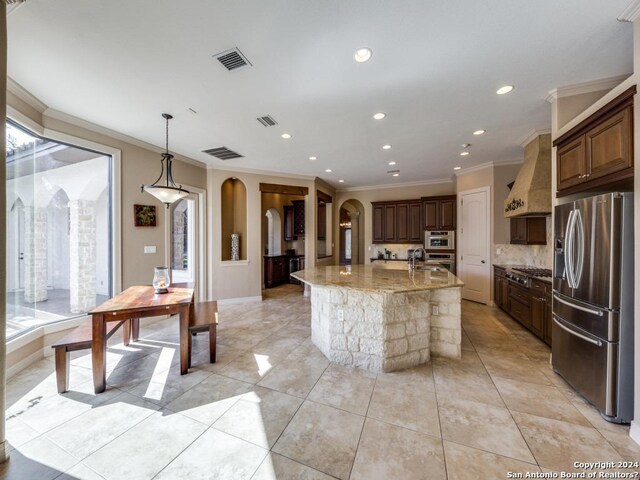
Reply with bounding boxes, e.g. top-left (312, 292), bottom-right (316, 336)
top-left (69, 199), bottom-right (96, 313)
top-left (23, 207), bottom-right (48, 303)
